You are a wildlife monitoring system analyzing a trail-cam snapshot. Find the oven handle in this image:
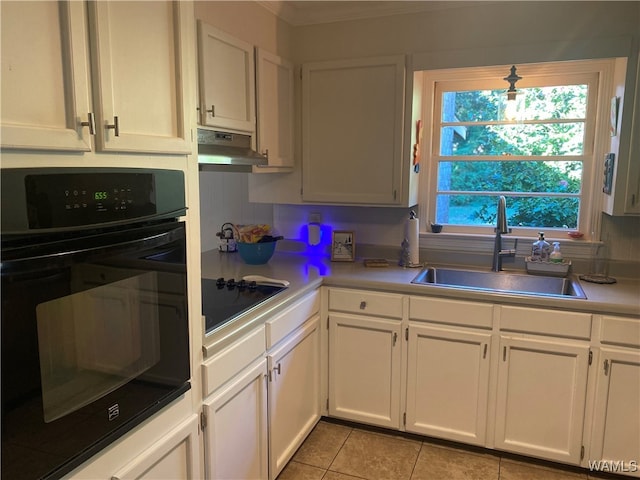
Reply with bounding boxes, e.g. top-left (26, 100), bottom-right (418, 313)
top-left (1, 223), bottom-right (185, 277)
